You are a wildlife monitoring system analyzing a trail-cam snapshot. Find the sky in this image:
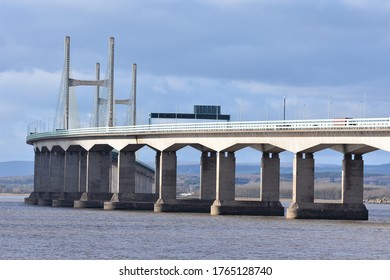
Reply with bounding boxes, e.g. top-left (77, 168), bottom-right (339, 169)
top-left (1, 0), bottom-right (390, 164)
